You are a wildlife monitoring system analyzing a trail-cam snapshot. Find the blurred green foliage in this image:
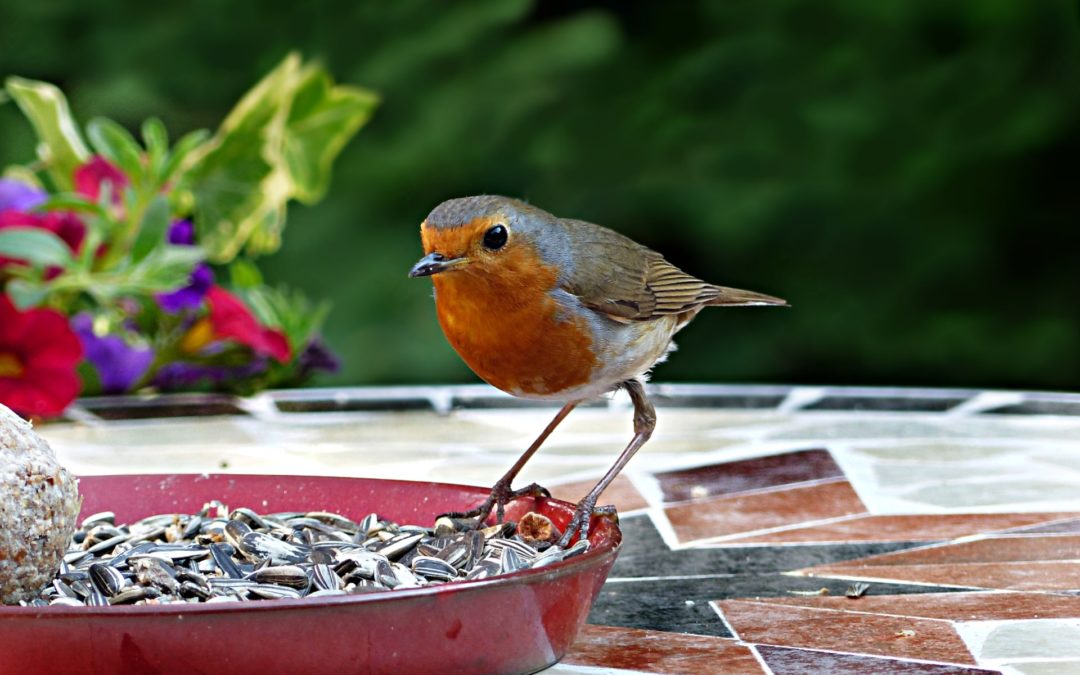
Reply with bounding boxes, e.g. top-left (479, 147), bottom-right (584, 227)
top-left (2, 0), bottom-right (1078, 391)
